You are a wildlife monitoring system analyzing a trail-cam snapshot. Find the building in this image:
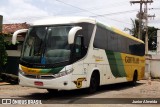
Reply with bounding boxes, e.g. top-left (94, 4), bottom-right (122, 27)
top-left (3, 22), bottom-right (29, 56)
top-left (1, 22), bottom-right (29, 76)
top-left (145, 30), bottom-right (160, 79)
top-left (3, 22), bottom-right (29, 34)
